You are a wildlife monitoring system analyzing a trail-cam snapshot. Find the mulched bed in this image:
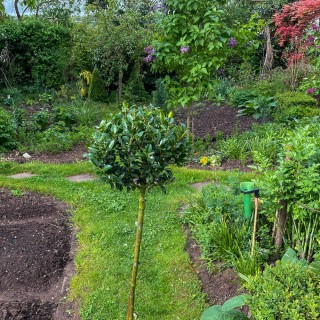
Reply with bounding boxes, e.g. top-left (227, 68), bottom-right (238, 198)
top-left (0, 189), bottom-right (75, 320)
top-left (175, 102), bottom-right (259, 139)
